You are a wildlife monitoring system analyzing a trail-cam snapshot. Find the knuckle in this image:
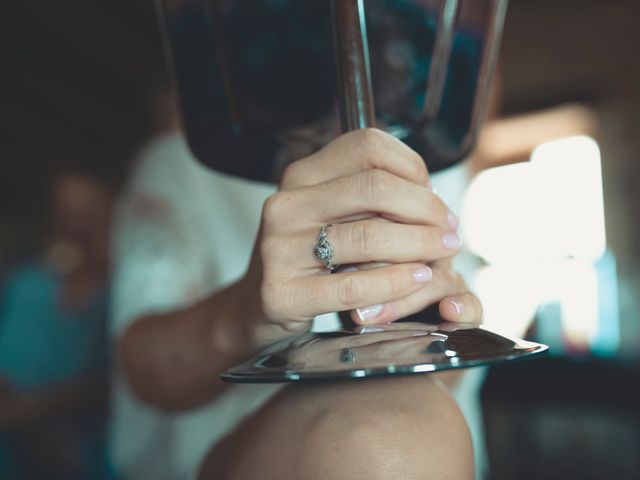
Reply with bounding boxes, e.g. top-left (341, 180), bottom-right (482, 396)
top-left (280, 159), bottom-right (307, 189)
top-left (388, 268), bottom-right (408, 296)
top-left (434, 196), bottom-right (450, 223)
top-left (351, 128), bottom-right (387, 161)
top-left (424, 192), bottom-right (447, 224)
top-left (355, 129), bottom-right (428, 185)
top-left (356, 127), bottom-right (386, 148)
top-left (280, 161), bottom-right (299, 188)
top-left (424, 190), bottom-right (437, 212)
top-left (336, 274), bottom-right (365, 307)
top-left (362, 168), bottom-right (394, 201)
top-left (411, 154), bottom-right (429, 185)
top-left (262, 192), bottom-right (292, 229)
top-left (262, 193), bottom-right (282, 221)
top-left (352, 221), bottom-right (377, 253)
top-left (418, 227), bottom-right (432, 250)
